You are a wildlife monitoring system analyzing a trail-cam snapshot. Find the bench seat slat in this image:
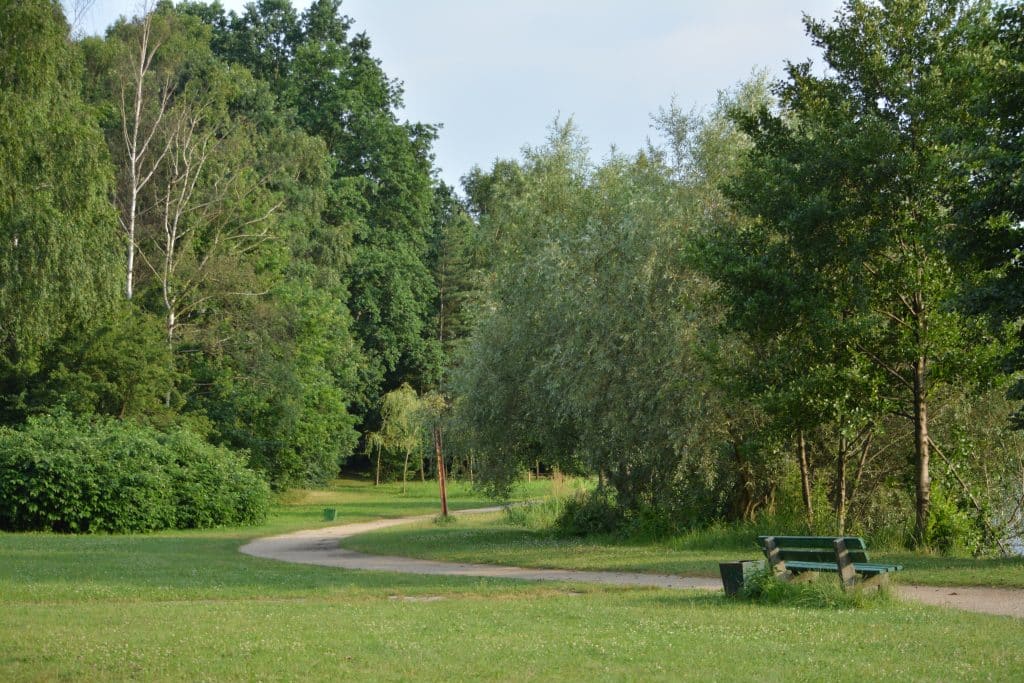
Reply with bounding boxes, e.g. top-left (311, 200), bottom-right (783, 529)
top-left (783, 561), bottom-right (835, 572)
top-left (785, 560), bottom-right (902, 575)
